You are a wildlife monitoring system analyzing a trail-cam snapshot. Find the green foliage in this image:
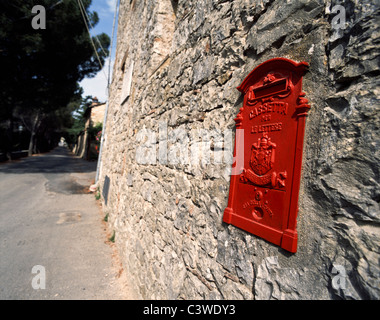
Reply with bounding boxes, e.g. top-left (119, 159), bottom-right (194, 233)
top-left (65, 96), bottom-right (92, 144)
top-left (108, 230), bottom-right (115, 243)
top-left (64, 95), bottom-right (103, 146)
top-left (0, 0), bottom-right (110, 153)
top-left (87, 122), bottom-right (103, 140)
top-left (95, 189), bottom-right (101, 201)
